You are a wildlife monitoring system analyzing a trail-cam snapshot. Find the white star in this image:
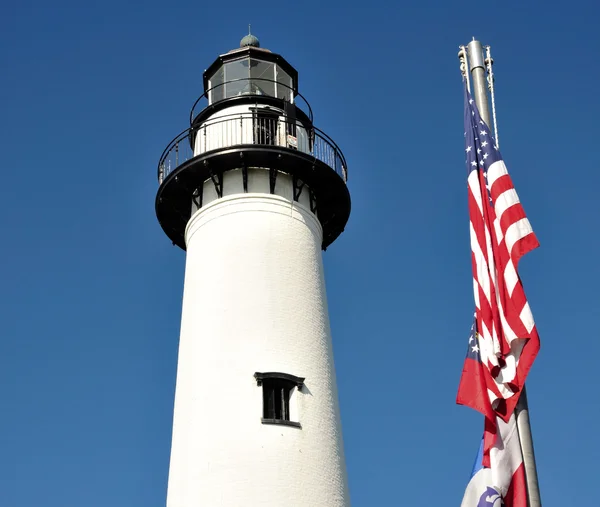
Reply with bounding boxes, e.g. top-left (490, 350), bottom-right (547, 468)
top-left (469, 335), bottom-right (474, 343)
top-left (469, 98), bottom-right (474, 104)
top-left (472, 111), bottom-right (475, 116)
top-left (480, 120), bottom-right (485, 125)
top-left (466, 146), bottom-right (472, 153)
top-left (477, 148), bottom-right (482, 154)
top-left (481, 141), bottom-right (488, 147)
top-left (471, 160), bottom-right (477, 166)
top-left (471, 344), bottom-right (479, 353)
top-left (483, 153), bottom-right (489, 159)
top-left (480, 130), bottom-right (488, 136)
